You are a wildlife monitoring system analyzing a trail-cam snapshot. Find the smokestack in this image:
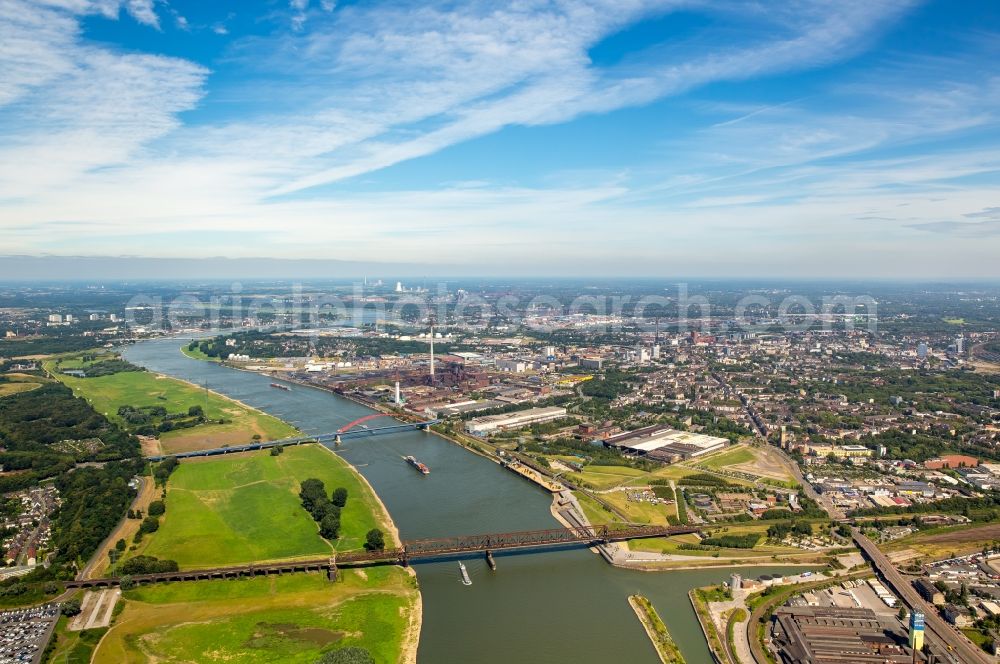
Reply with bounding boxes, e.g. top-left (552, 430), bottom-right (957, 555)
top-left (394, 381), bottom-right (401, 405)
